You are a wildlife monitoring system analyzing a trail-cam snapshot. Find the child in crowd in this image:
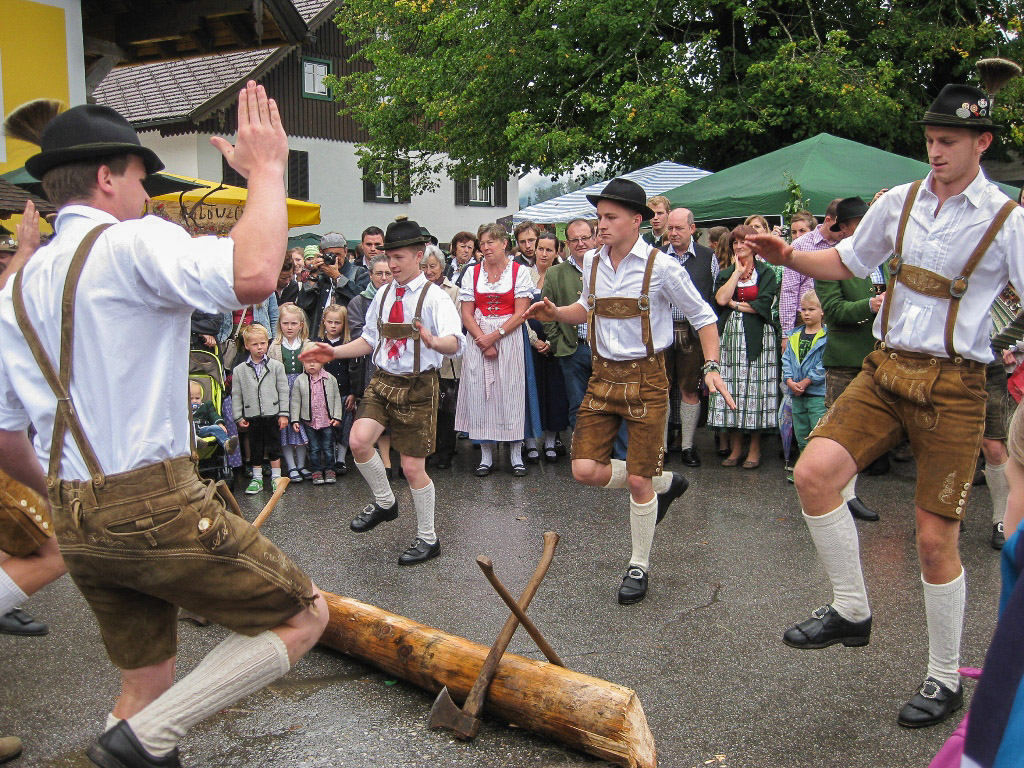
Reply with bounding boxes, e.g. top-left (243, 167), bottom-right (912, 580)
top-left (189, 379), bottom-right (238, 454)
top-left (781, 289), bottom-right (827, 479)
top-left (270, 302), bottom-right (311, 482)
top-left (290, 342), bottom-right (346, 484)
top-left (231, 324), bottom-right (289, 494)
top-left (316, 304), bottom-right (357, 473)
